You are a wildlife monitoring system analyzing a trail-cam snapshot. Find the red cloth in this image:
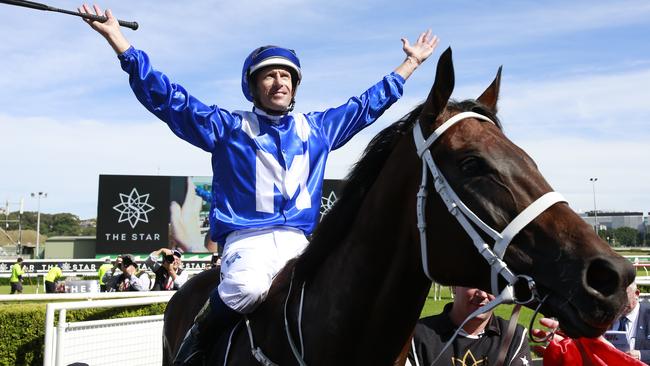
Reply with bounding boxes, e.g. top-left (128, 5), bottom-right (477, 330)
top-left (543, 337), bottom-right (645, 366)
